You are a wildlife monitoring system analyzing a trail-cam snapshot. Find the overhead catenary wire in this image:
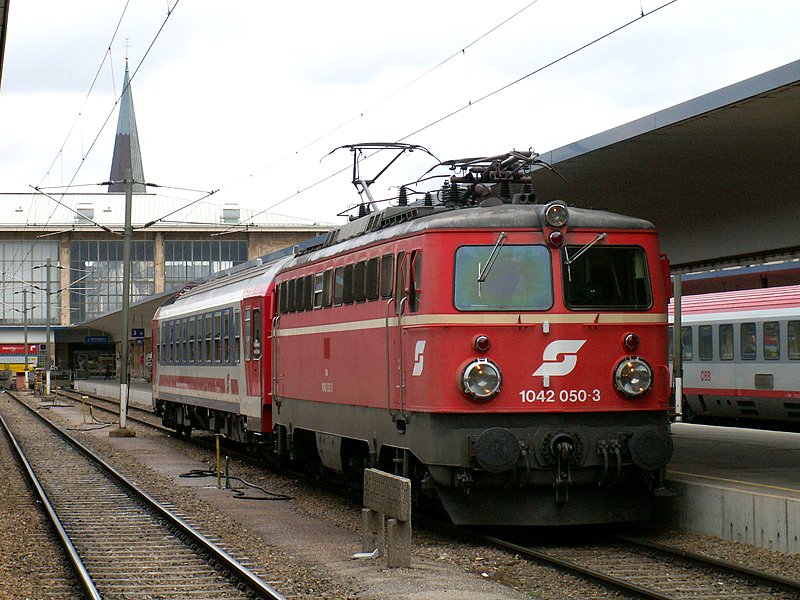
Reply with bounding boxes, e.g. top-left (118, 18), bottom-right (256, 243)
top-left (216, 0), bottom-right (680, 235)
